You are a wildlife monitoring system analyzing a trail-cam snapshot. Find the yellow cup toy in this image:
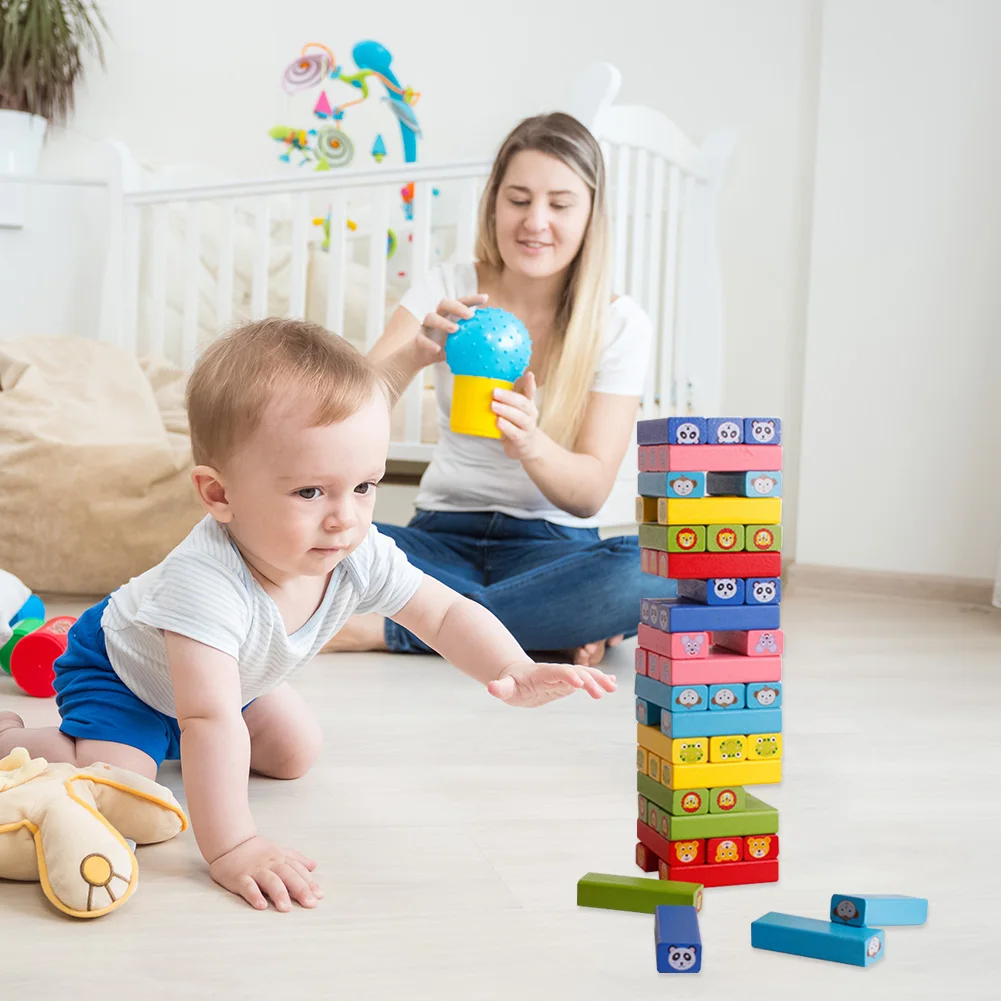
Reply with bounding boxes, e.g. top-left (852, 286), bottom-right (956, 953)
top-left (445, 307), bottom-right (532, 438)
